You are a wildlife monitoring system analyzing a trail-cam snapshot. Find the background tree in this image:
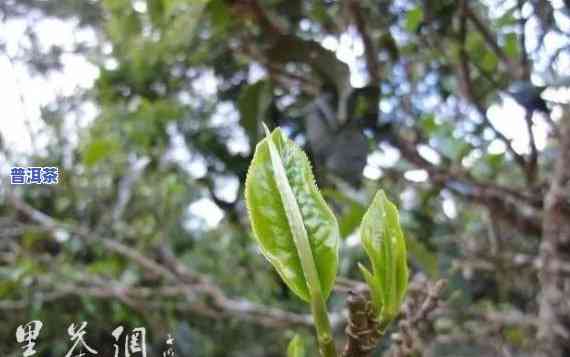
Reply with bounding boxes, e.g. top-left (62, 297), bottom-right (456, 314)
top-left (1, 0), bottom-right (570, 356)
